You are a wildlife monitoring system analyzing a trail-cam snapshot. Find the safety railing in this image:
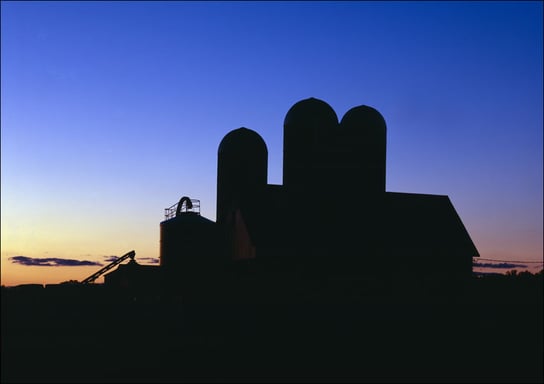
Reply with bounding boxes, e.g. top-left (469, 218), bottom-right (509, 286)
top-left (164, 196), bottom-right (200, 220)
